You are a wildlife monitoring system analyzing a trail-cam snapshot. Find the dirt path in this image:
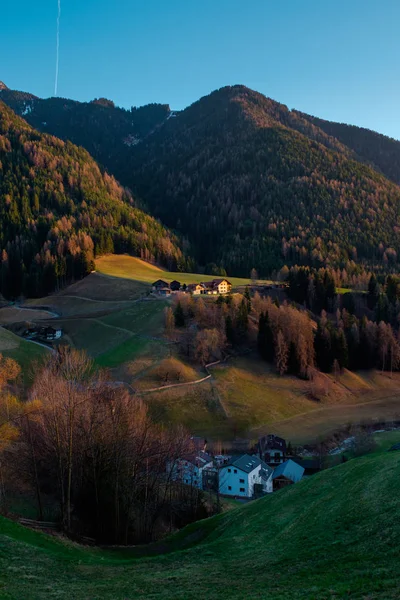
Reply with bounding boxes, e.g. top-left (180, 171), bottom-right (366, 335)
top-left (15, 305), bottom-right (60, 319)
top-left (56, 294), bottom-right (137, 305)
